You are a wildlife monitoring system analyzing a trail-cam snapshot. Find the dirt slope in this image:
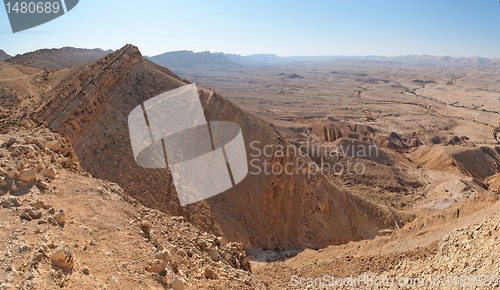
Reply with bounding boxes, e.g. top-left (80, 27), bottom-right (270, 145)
top-left (409, 145), bottom-right (500, 180)
top-left (488, 173), bottom-right (500, 191)
top-left (254, 193), bottom-right (500, 289)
